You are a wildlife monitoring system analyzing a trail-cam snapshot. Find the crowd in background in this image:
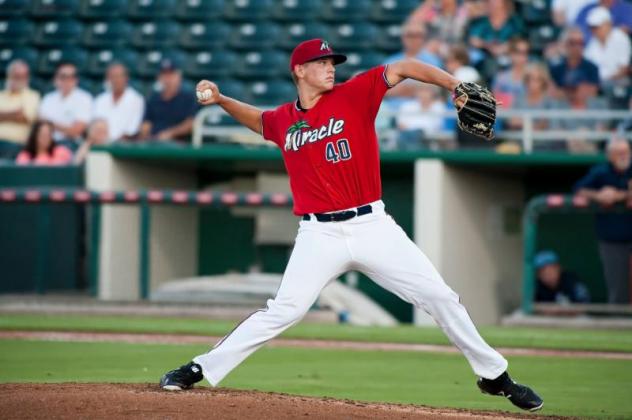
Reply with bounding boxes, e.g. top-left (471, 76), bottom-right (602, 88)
top-left (1, 0), bottom-right (631, 162)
